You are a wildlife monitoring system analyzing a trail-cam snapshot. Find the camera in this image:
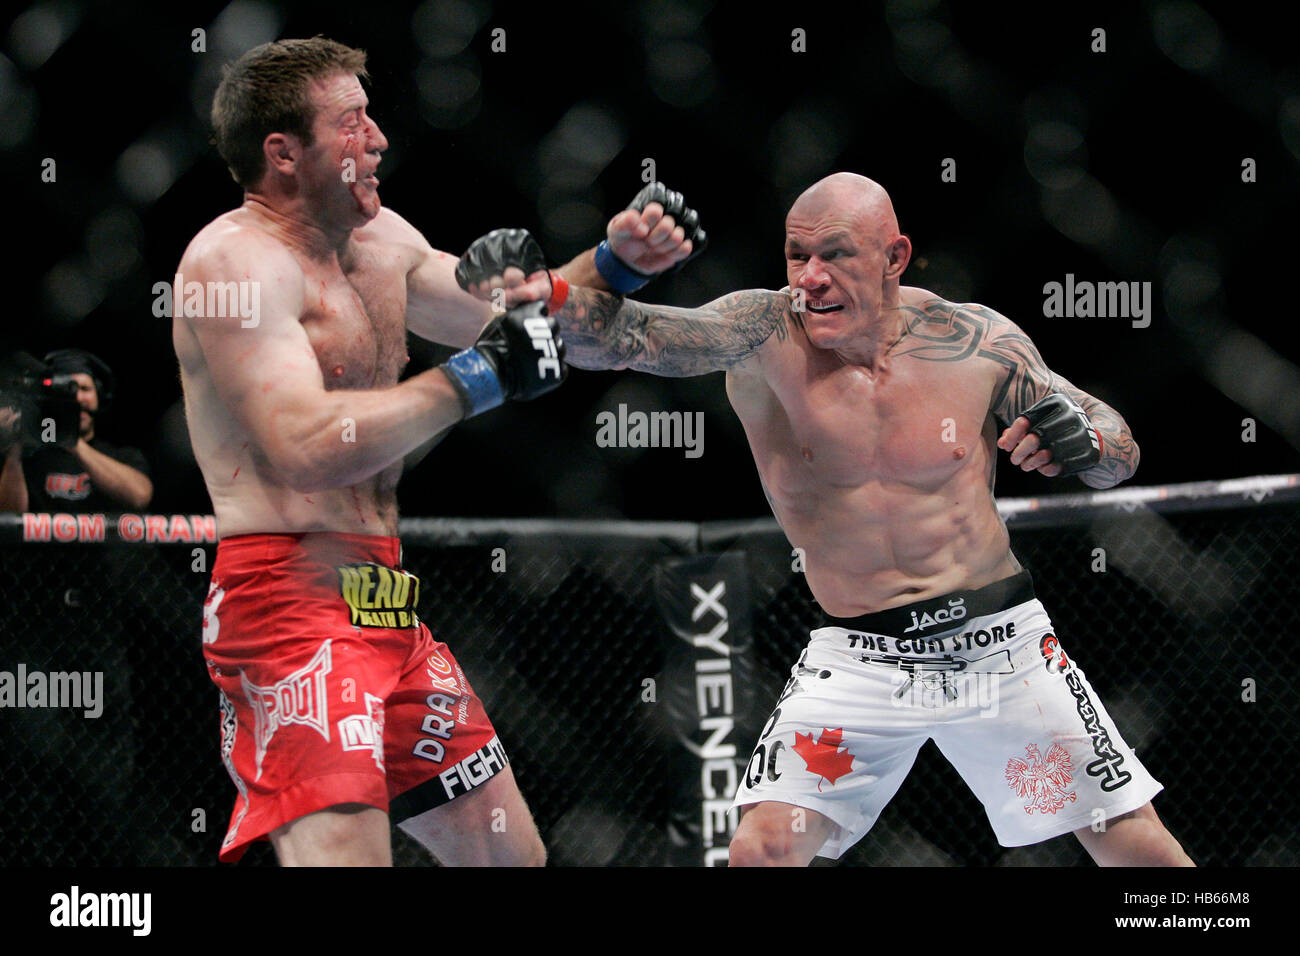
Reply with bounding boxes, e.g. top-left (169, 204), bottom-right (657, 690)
top-left (0, 352), bottom-right (83, 452)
